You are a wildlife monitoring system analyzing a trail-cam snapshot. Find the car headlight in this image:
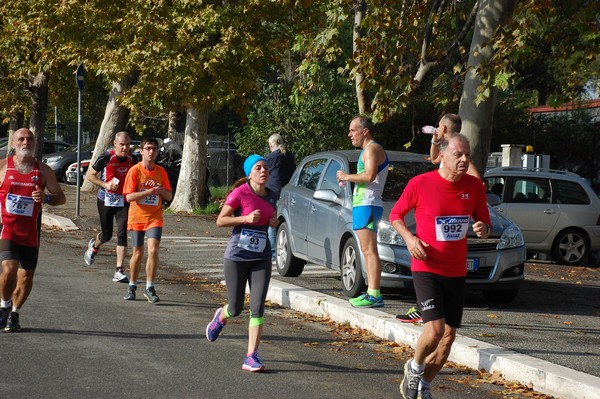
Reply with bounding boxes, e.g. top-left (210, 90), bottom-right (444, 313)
top-left (45, 155), bottom-right (63, 163)
top-left (377, 221), bottom-right (406, 246)
top-left (497, 224), bottom-right (525, 249)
